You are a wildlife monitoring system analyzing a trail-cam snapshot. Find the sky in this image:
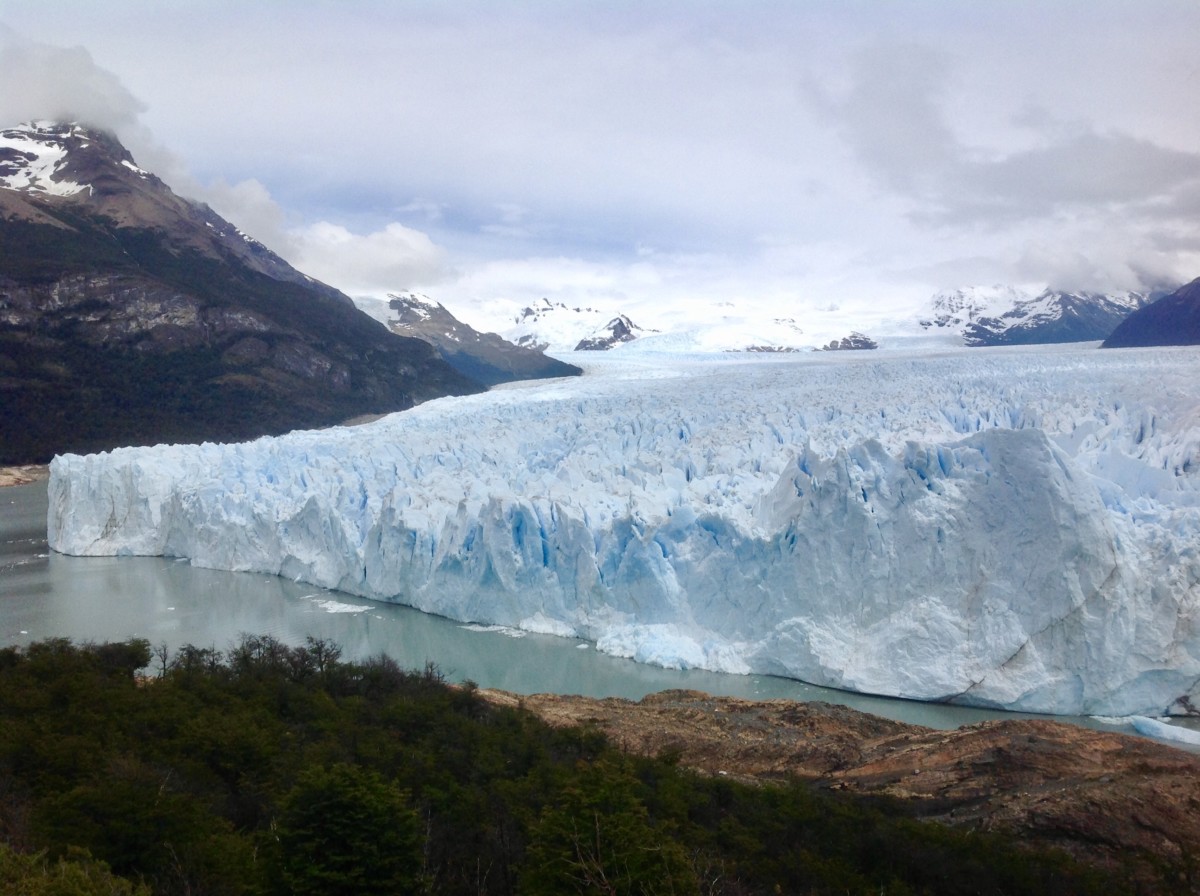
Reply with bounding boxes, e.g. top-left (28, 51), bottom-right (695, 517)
top-left (2, 0), bottom-right (1199, 332)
